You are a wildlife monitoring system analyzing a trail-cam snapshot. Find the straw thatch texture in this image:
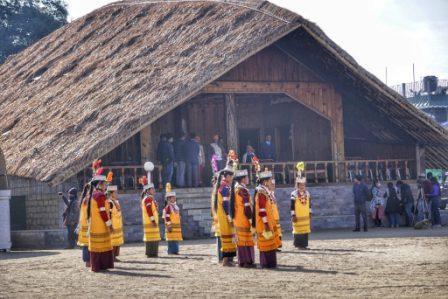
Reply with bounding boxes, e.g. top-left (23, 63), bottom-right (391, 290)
top-left (0, 0), bottom-right (301, 185)
top-left (0, 0), bottom-right (447, 185)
